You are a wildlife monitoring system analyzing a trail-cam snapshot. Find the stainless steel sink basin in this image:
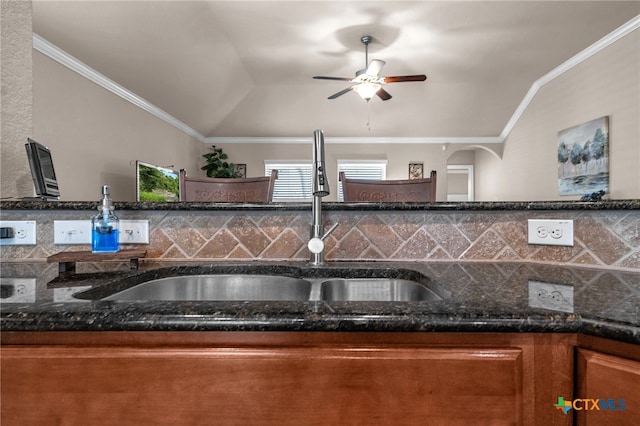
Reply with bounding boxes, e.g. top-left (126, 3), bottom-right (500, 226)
top-left (101, 275), bottom-right (312, 301)
top-left (319, 278), bottom-right (441, 302)
top-left (74, 266), bottom-right (444, 302)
